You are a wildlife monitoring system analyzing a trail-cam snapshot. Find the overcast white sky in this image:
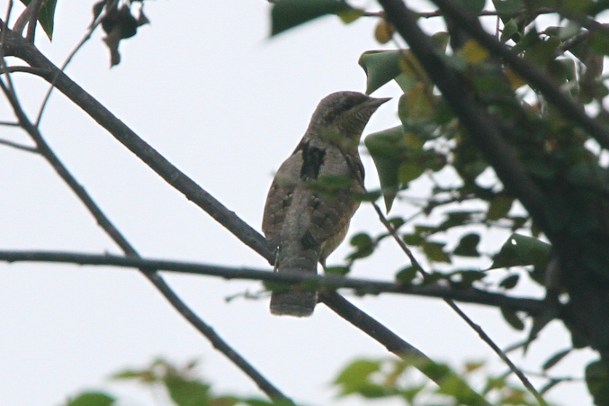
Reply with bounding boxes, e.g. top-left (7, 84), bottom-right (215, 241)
top-left (0, 1), bottom-right (596, 405)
